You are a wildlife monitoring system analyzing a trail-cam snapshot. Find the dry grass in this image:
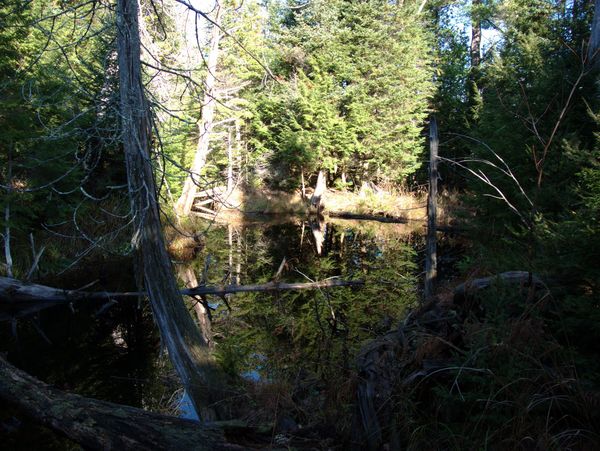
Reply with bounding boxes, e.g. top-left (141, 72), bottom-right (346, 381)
top-left (178, 186), bottom-right (462, 229)
top-left (323, 186), bottom-right (427, 221)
